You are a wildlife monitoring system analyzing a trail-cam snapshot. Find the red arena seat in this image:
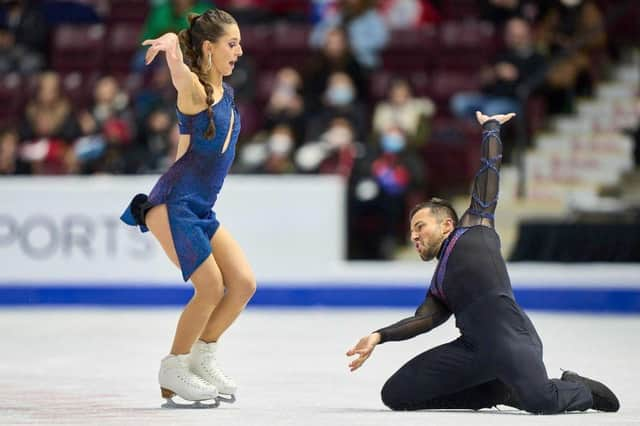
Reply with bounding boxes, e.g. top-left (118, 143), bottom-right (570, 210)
top-left (51, 24), bottom-right (106, 73)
